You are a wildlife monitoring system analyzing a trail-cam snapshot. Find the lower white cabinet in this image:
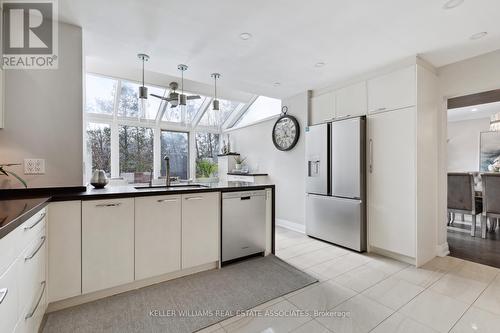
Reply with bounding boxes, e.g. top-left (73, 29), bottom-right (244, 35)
top-left (82, 199), bottom-right (134, 294)
top-left (48, 201), bottom-right (81, 302)
top-left (0, 262), bottom-right (19, 333)
top-left (181, 192), bottom-right (220, 269)
top-left (135, 195), bottom-right (181, 280)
